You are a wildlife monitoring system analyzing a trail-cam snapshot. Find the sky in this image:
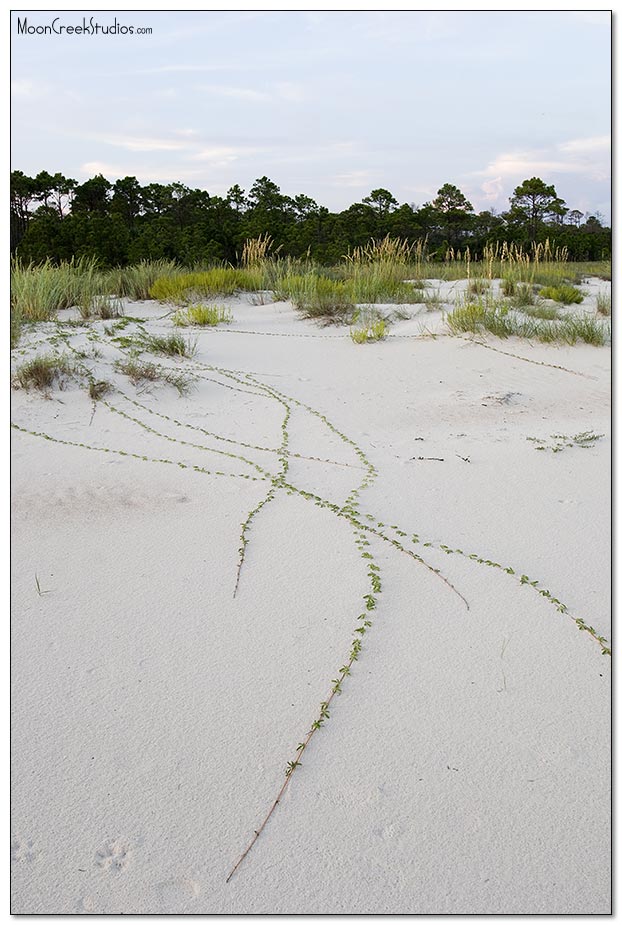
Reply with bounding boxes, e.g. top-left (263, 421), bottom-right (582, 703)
top-left (10, 10), bottom-right (612, 220)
